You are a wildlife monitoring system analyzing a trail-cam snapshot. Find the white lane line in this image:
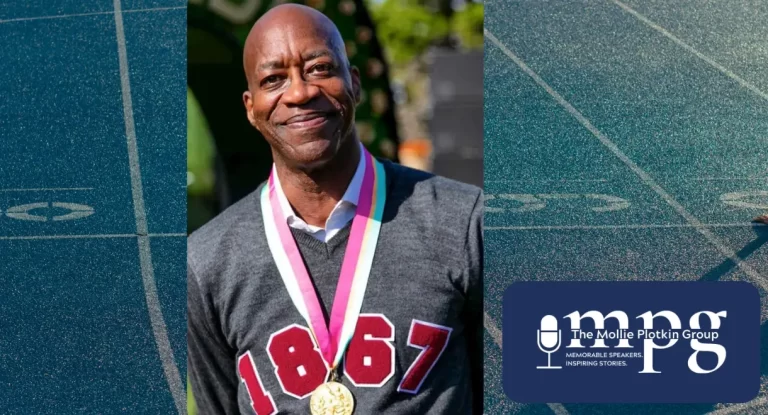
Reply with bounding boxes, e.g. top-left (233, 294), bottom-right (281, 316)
top-left (123, 6), bottom-right (186, 14)
top-left (0, 10), bottom-right (114, 23)
top-left (707, 397), bottom-right (768, 415)
top-left (610, 0), bottom-right (768, 104)
top-left (485, 29), bottom-right (768, 293)
top-left (485, 312), bottom-right (571, 415)
top-left (113, 1), bottom-right (185, 413)
top-left (484, 311), bottom-right (503, 348)
top-left (686, 177), bottom-right (768, 182)
top-left (0, 187), bottom-right (94, 192)
top-left (486, 223), bottom-right (766, 231)
top-left (0, 233), bottom-right (135, 241)
top-left (547, 403), bottom-right (572, 415)
top-left (0, 233), bottom-right (186, 241)
top-left (485, 179), bottom-right (609, 183)
top-left (149, 233), bottom-right (187, 238)
top-left (0, 6), bottom-right (185, 24)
